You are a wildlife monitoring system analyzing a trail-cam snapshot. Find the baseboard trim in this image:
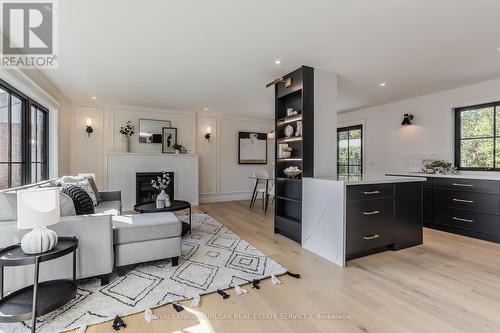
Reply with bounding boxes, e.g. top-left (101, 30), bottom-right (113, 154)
top-left (200, 192), bottom-right (253, 203)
